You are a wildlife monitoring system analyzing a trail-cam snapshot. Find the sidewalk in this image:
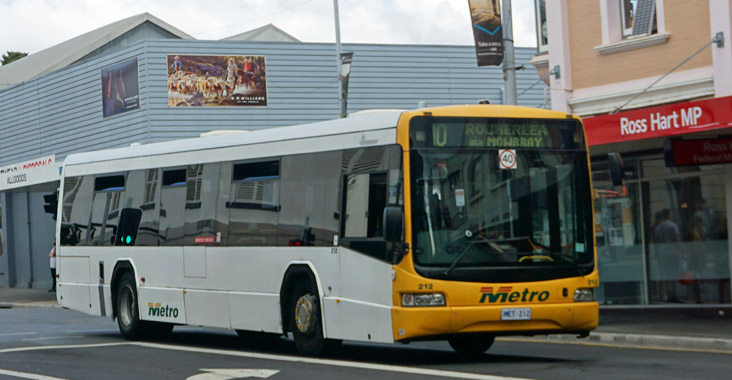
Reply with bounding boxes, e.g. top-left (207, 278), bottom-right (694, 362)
top-left (0, 286), bottom-right (59, 308)
top-left (521, 307), bottom-right (732, 351)
top-left (1, 287), bottom-right (731, 351)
